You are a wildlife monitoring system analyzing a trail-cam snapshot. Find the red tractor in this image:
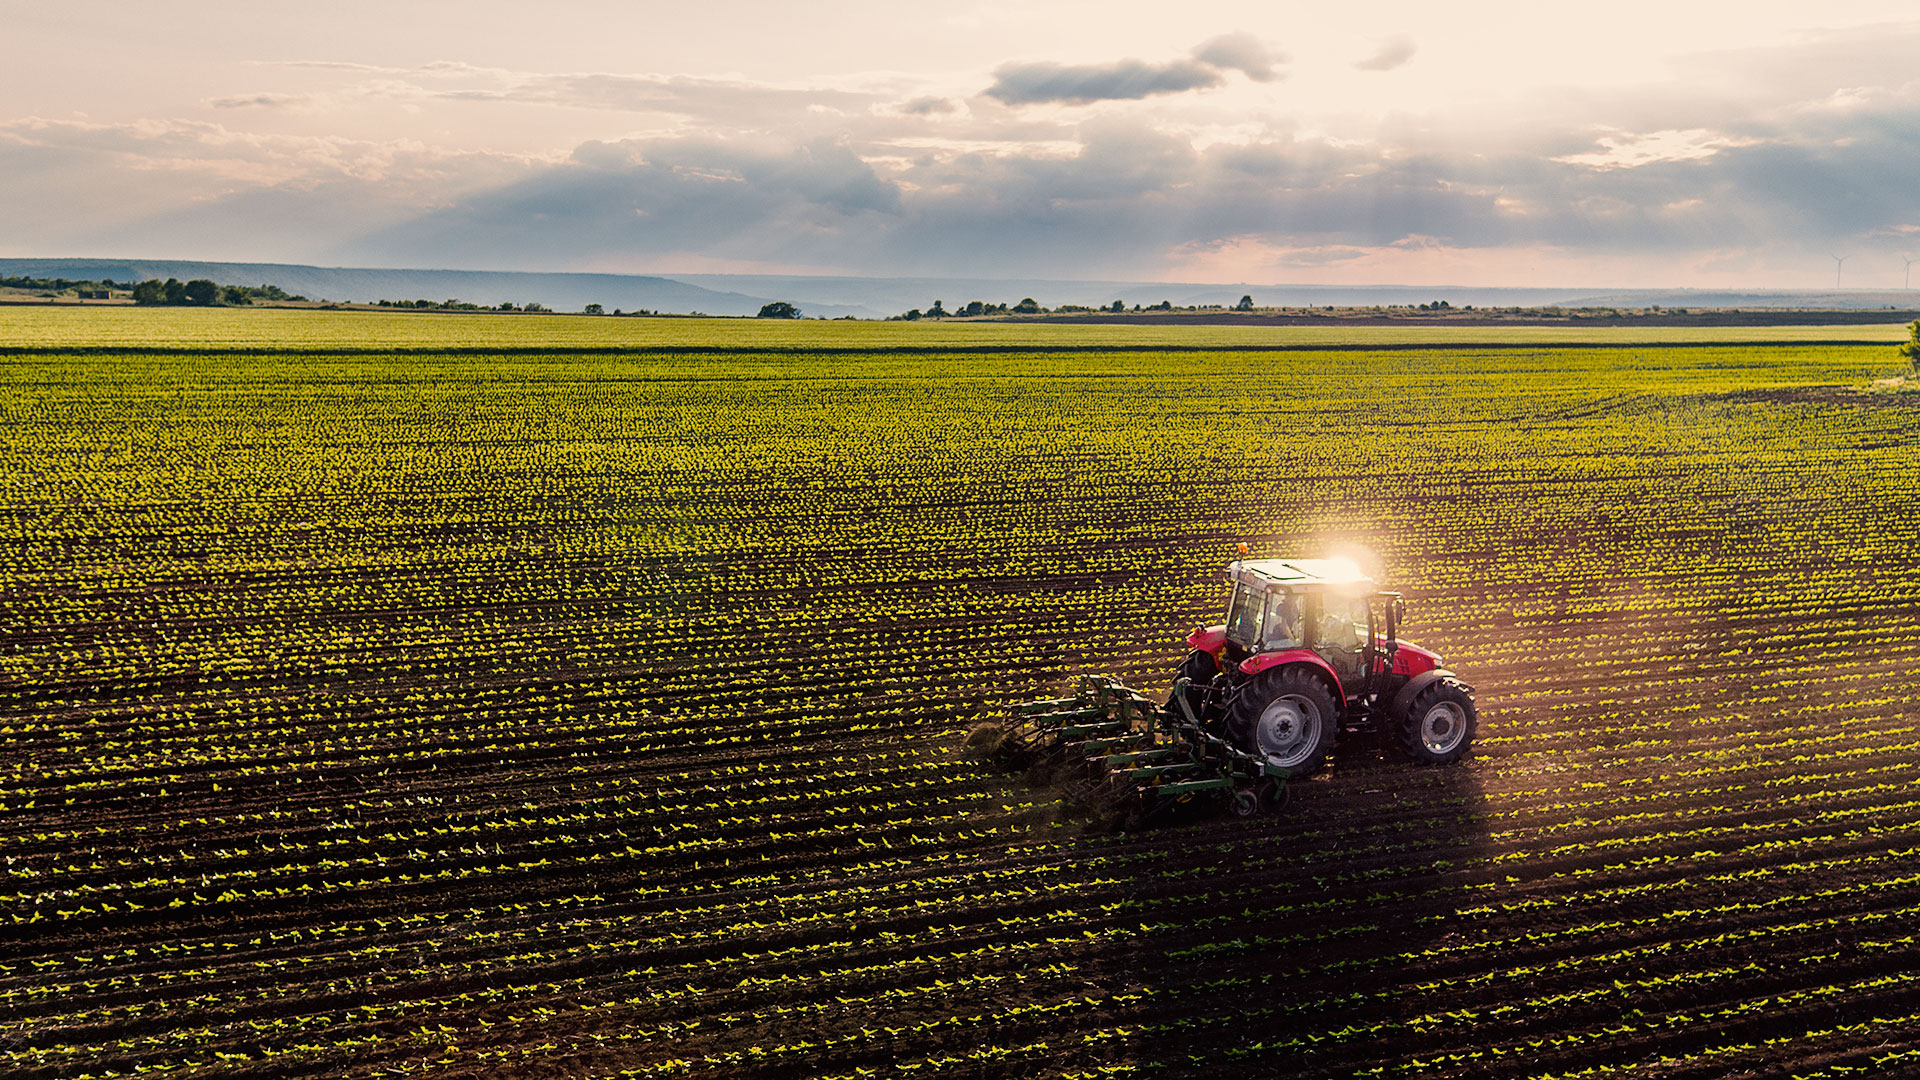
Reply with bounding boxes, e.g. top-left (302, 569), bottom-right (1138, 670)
top-left (1175, 558), bottom-right (1477, 777)
top-left (988, 557), bottom-right (1478, 823)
